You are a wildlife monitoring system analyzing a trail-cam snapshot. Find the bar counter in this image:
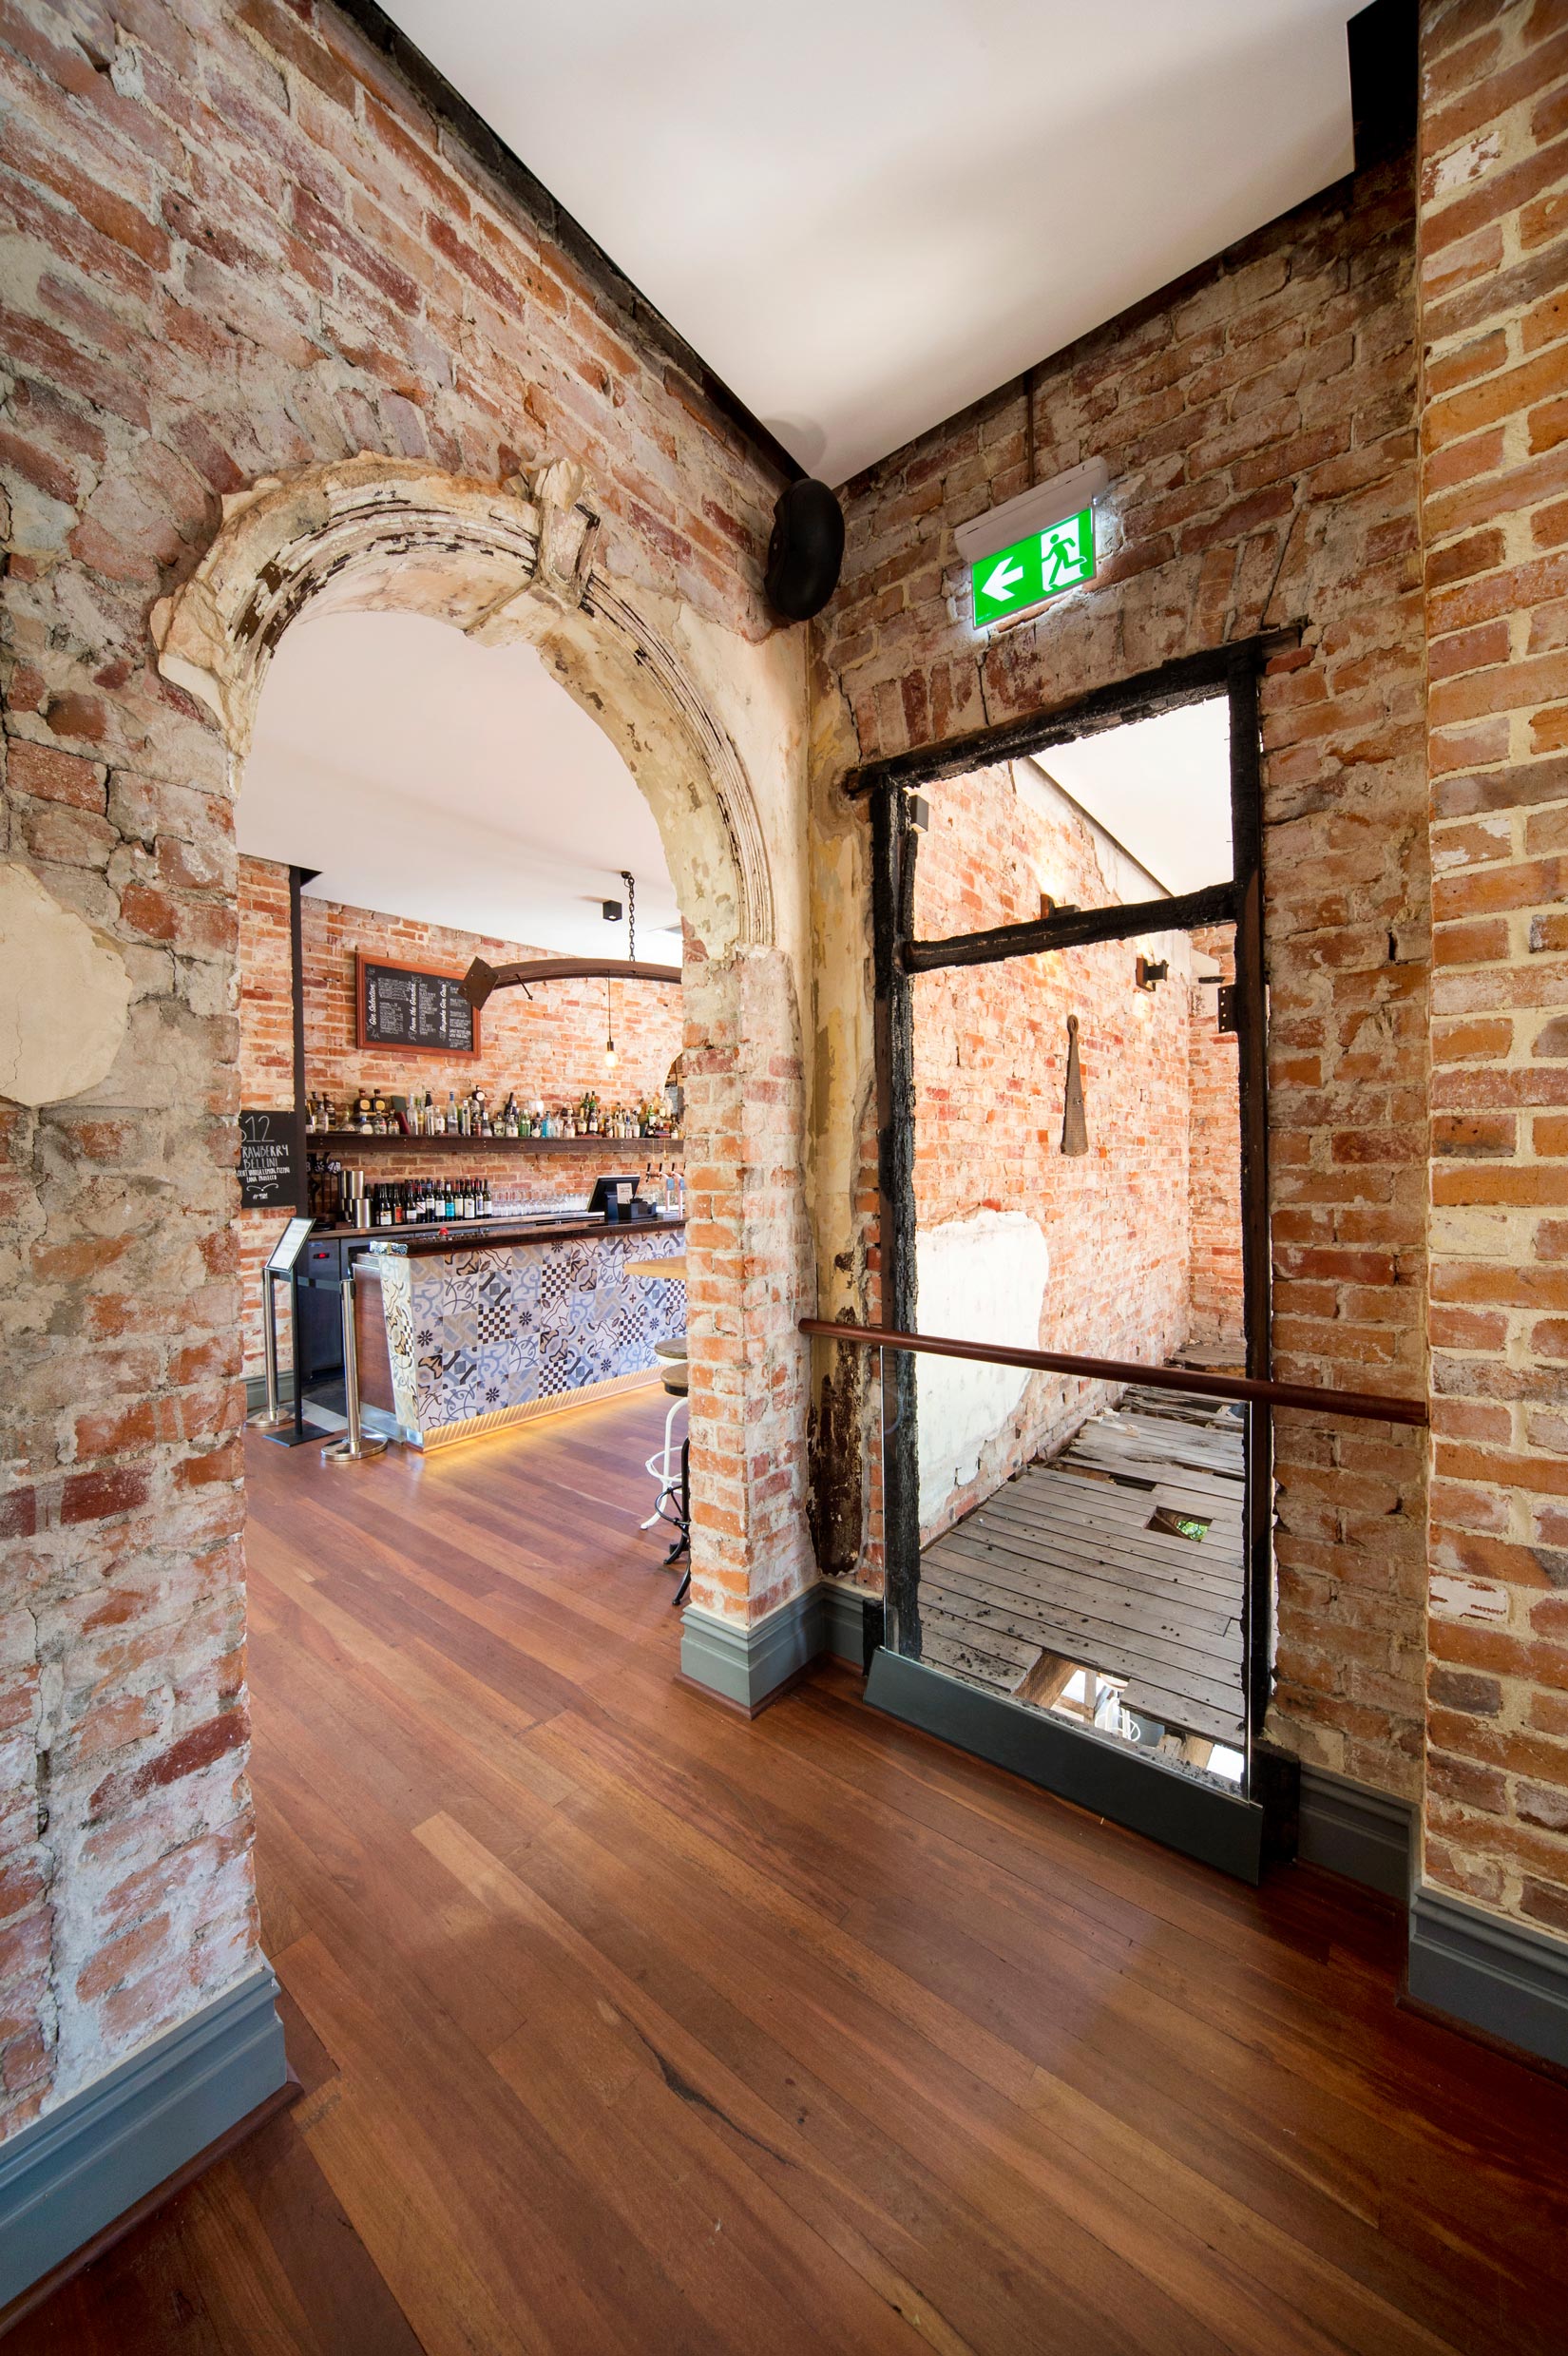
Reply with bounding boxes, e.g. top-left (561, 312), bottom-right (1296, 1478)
top-left (350, 1215), bottom-right (686, 1450)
